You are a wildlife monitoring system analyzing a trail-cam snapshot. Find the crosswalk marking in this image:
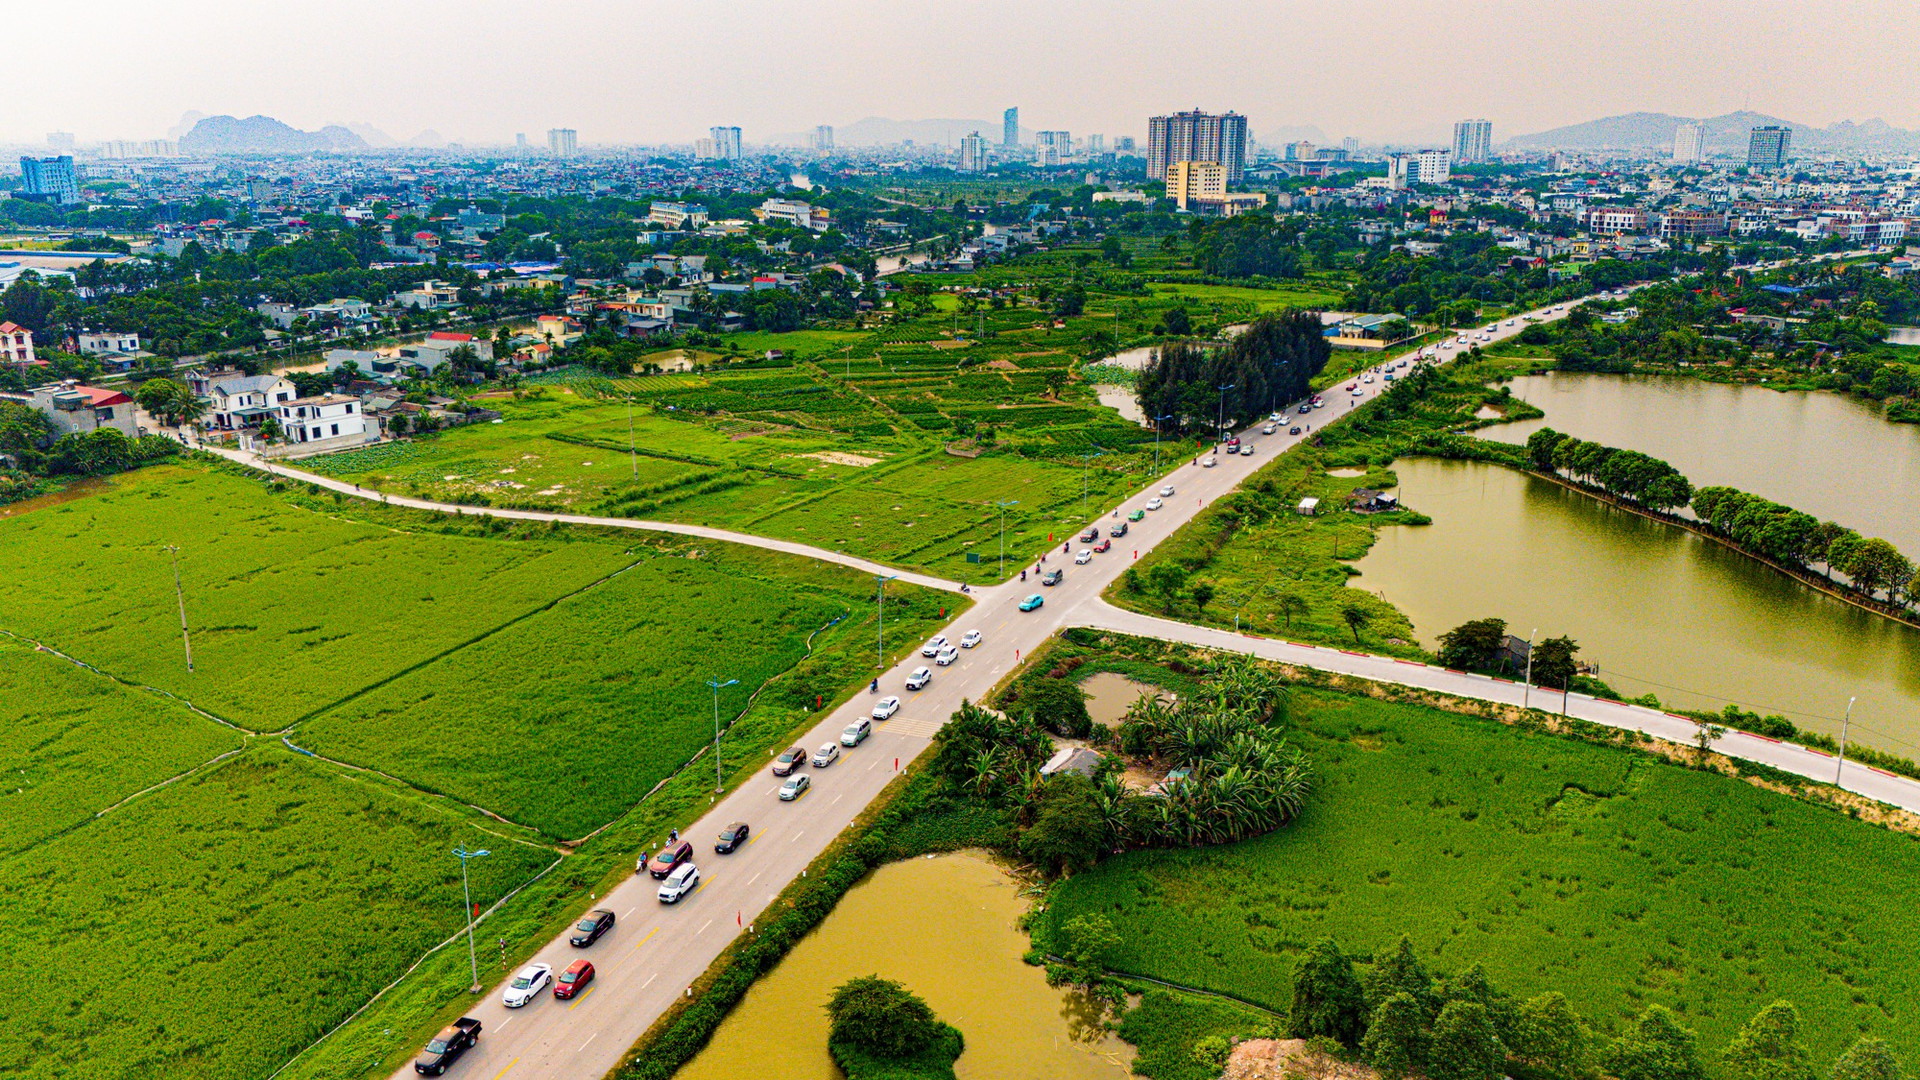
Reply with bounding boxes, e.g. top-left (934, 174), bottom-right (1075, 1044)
top-left (886, 717), bottom-right (943, 739)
